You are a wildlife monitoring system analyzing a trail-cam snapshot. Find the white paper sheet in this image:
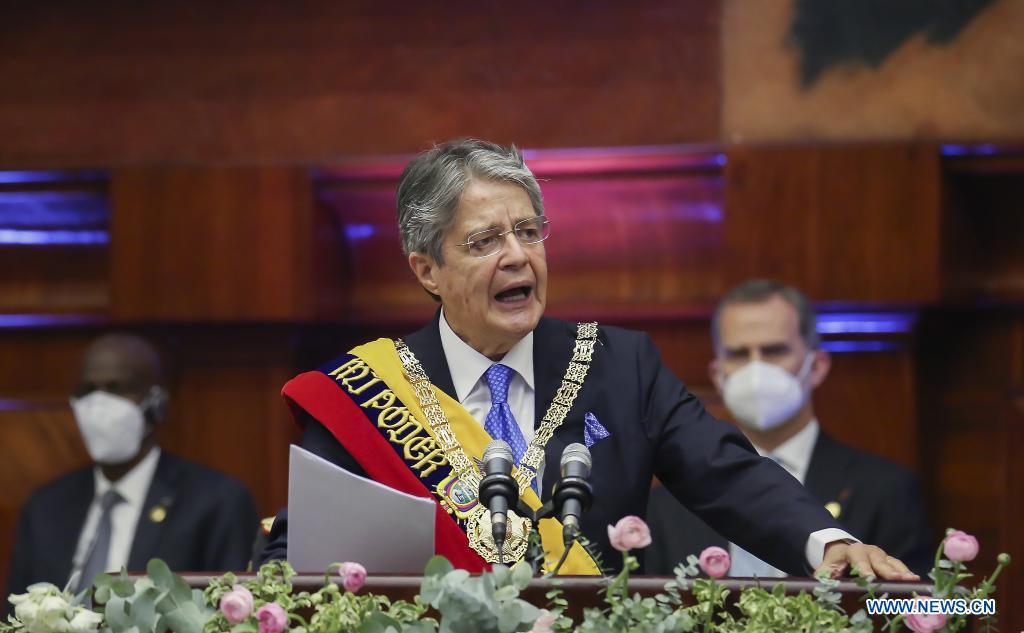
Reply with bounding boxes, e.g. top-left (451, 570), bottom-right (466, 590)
top-left (287, 445), bottom-right (435, 573)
